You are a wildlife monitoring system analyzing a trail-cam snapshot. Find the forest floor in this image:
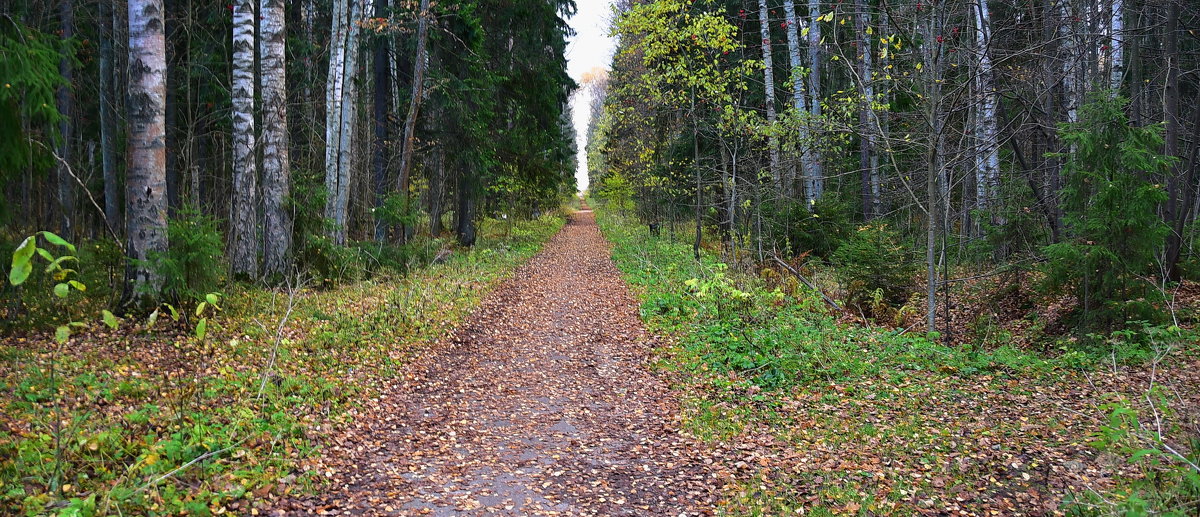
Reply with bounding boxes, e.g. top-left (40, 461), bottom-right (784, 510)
top-left (596, 209), bottom-right (1200, 516)
top-left (270, 209), bottom-right (723, 516)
